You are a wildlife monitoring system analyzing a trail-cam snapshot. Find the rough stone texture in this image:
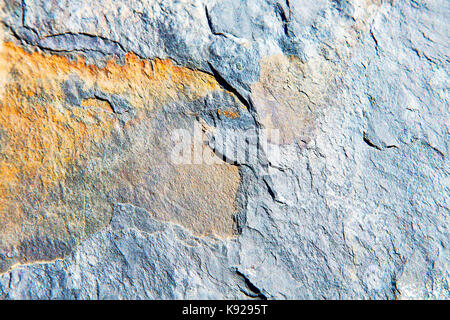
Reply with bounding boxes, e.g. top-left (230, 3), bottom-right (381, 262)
top-left (0, 40), bottom-right (244, 273)
top-left (0, 0), bottom-right (449, 299)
